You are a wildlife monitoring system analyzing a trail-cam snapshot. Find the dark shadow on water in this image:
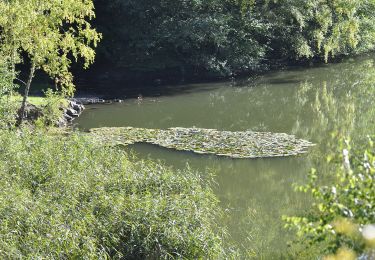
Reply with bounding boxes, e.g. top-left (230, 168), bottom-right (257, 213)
top-left (75, 78), bottom-right (234, 99)
top-left (75, 53), bottom-right (367, 99)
